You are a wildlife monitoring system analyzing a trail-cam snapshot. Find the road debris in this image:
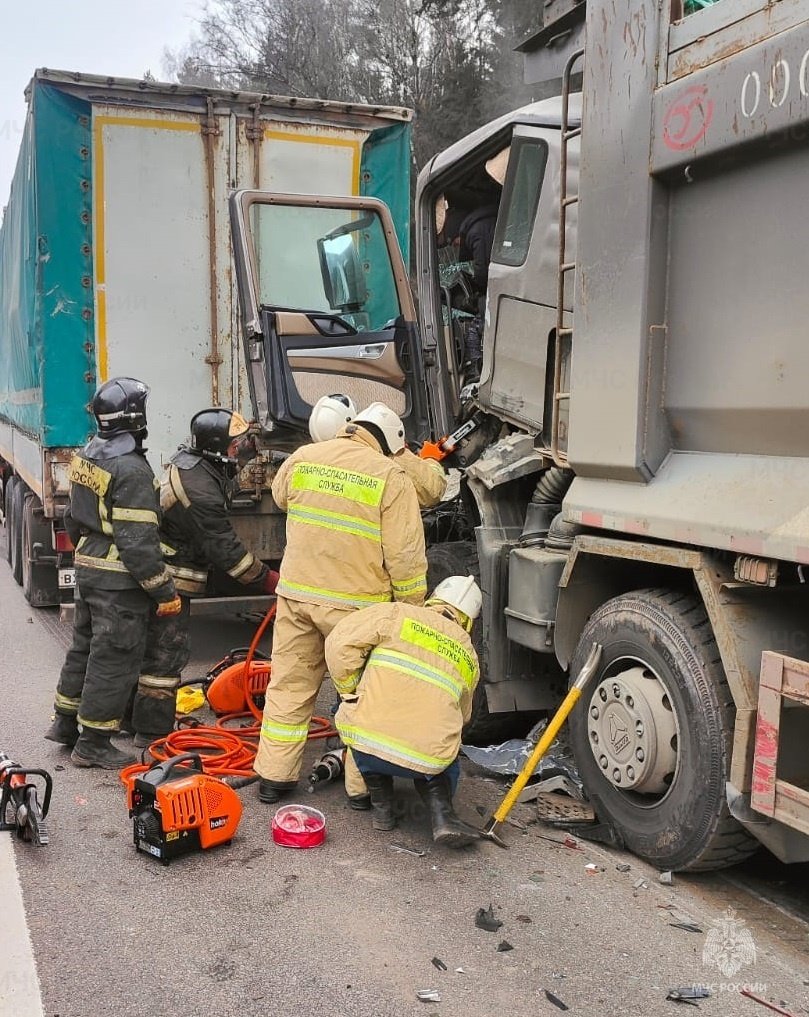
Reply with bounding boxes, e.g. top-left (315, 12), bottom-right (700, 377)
top-left (740, 989), bottom-right (798, 1016)
top-left (475, 904), bottom-right (503, 932)
top-left (544, 988), bottom-right (570, 1011)
top-left (633, 878), bottom-right (649, 890)
top-left (461, 719), bottom-right (582, 790)
top-left (496, 940), bottom-right (514, 952)
top-left (417, 989), bottom-right (441, 1003)
top-left (659, 870), bottom-right (674, 885)
top-left (666, 986), bottom-right (711, 1005)
top-left (584, 863), bottom-right (602, 874)
top-left (431, 957), bottom-right (447, 971)
top-left (616, 863), bottom-right (631, 872)
top-left (389, 843), bottom-right (426, 857)
top-left (515, 914), bottom-right (532, 923)
top-left (669, 922), bottom-right (703, 934)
